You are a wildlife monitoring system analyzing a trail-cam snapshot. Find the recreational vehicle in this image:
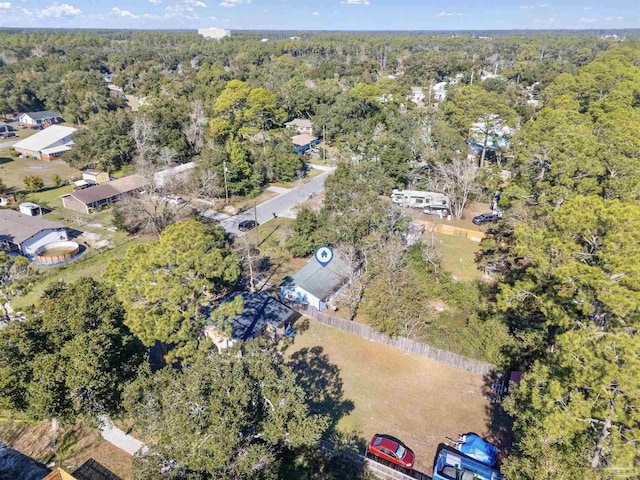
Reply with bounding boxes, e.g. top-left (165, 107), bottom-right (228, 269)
top-left (390, 189), bottom-right (450, 212)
